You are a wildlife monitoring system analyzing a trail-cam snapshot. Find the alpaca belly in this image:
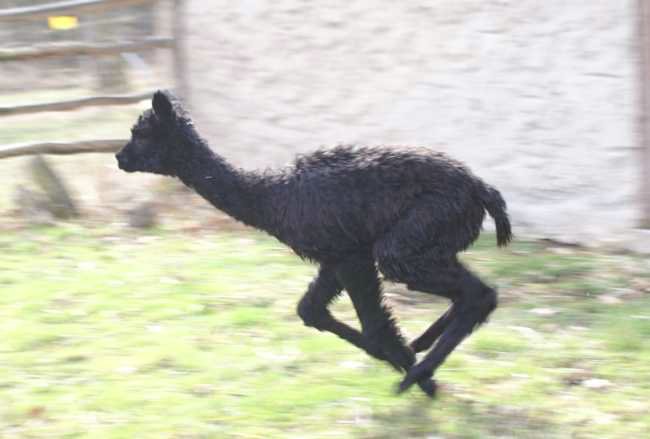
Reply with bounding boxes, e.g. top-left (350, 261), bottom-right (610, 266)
top-left (277, 184), bottom-right (400, 261)
top-left (289, 242), bottom-right (371, 263)
top-left (280, 225), bottom-right (373, 262)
